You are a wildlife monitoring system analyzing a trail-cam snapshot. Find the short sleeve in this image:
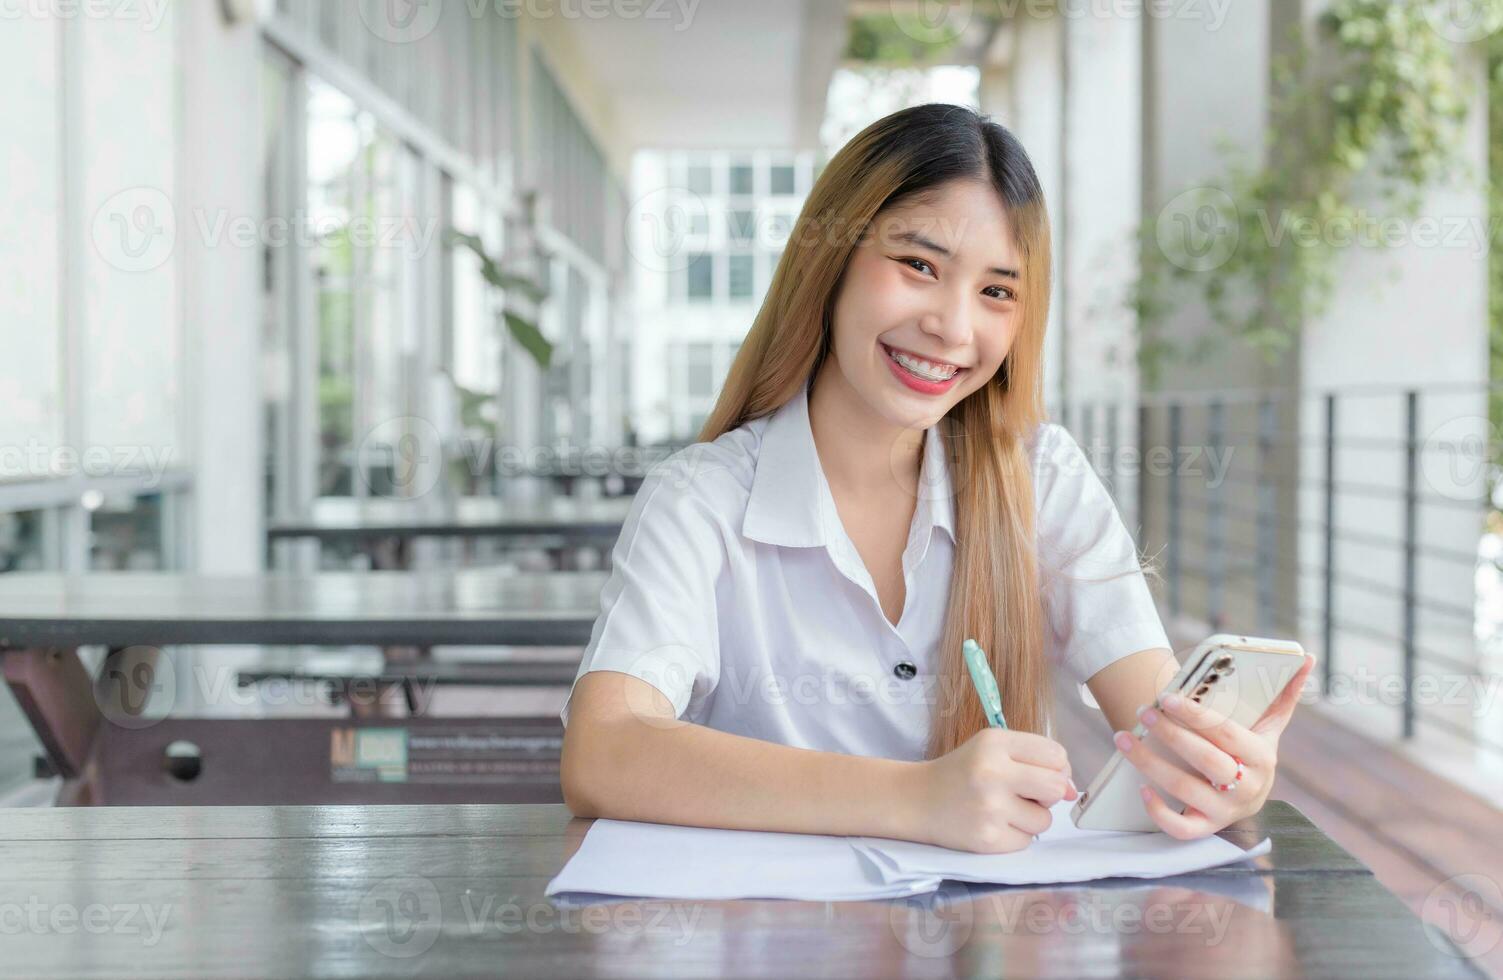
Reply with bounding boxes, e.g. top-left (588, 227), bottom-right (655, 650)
top-left (1032, 424), bottom-right (1171, 686)
top-left (559, 458), bottom-right (724, 727)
